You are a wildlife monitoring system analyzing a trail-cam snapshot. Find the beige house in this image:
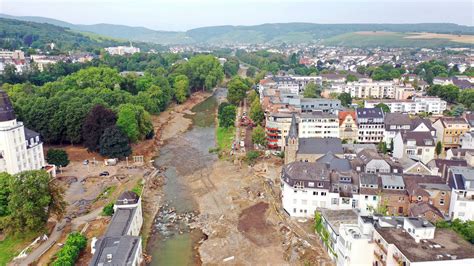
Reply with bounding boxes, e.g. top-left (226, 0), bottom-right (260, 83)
top-left (433, 117), bottom-right (470, 149)
top-left (338, 111), bottom-right (358, 143)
